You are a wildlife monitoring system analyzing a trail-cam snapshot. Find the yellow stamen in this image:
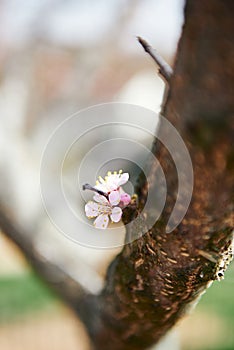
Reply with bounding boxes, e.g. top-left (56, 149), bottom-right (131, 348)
top-left (98, 176), bottom-right (105, 184)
